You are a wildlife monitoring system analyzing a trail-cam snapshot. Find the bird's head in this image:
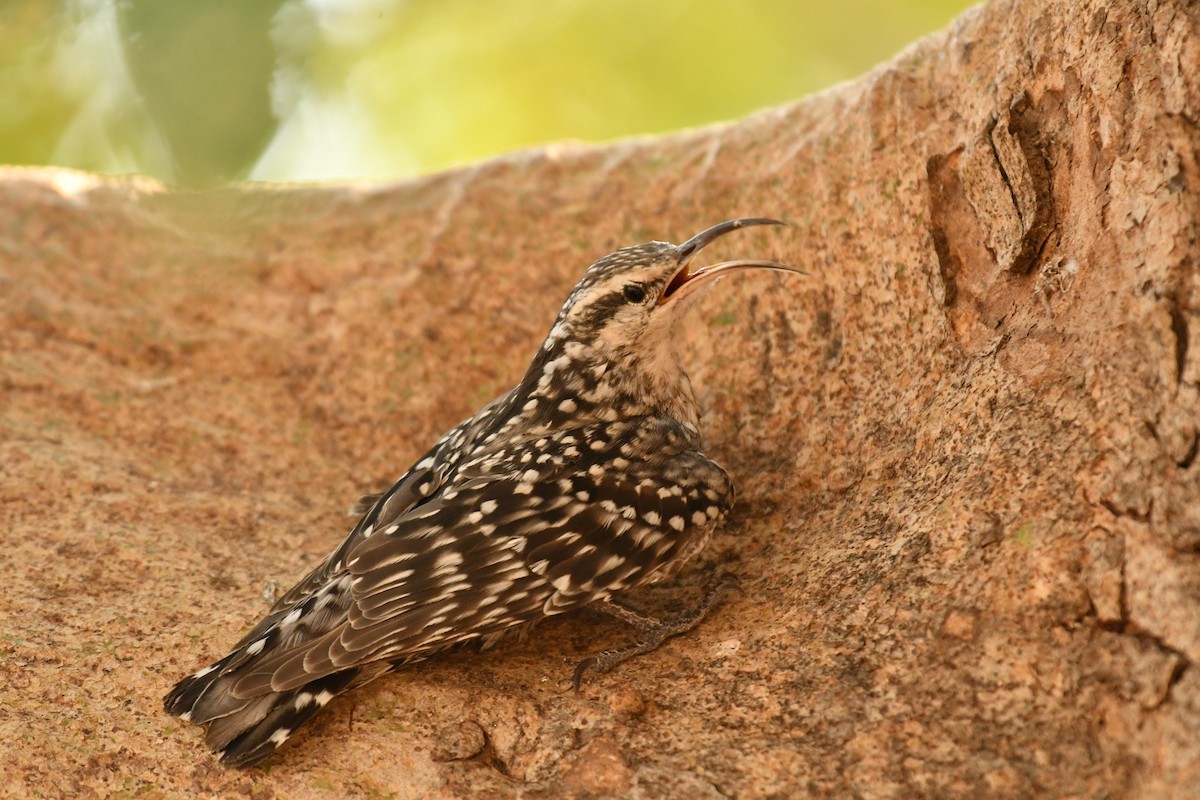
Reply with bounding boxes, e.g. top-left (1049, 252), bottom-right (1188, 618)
top-left (520, 218), bottom-right (800, 429)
